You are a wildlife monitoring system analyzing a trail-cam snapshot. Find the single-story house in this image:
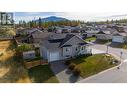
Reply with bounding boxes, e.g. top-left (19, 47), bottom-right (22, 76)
top-left (84, 30), bottom-right (99, 37)
top-left (96, 28), bottom-right (118, 40)
top-left (28, 32), bottom-right (53, 43)
top-left (23, 50), bottom-right (36, 59)
top-left (112, 33), bottom-right (127, 43)
top-left (40, 34), bottom-right (92, 62)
